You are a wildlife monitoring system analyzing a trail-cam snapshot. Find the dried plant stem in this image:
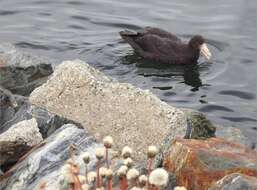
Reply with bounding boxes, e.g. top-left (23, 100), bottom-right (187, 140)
top-left (96, 160), bottom-right (101, 188)
top-left (119, 177), bottom-right (128, 190)
top-left (148, 158), bottom-right (153, 176)
top-left (85, 164), bottom-right (88, 184)
top-left (108, 178), bottom-right (112, 190)
top-left (105, 148), bottom-right (109, 168)
top-left (71, 164), bottom-right (83, 190)
top-left (39, 181), bottom-right (46, 190)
